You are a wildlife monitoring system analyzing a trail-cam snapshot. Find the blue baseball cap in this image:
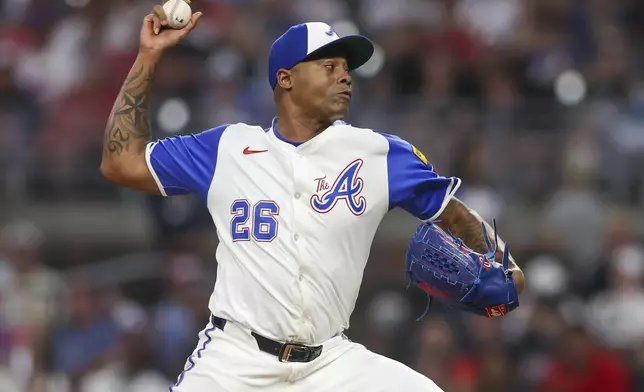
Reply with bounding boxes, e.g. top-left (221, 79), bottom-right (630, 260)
top-left (268, 22), bottom-right (375, 90)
